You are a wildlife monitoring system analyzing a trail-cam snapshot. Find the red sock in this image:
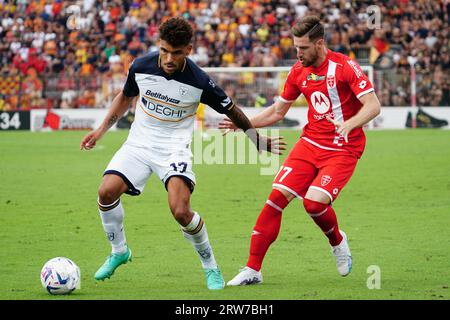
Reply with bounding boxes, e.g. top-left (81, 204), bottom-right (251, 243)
top-left (303, 199), bottom-right (343, 246)
top-left (247, 189), bottom-right (289, 271)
